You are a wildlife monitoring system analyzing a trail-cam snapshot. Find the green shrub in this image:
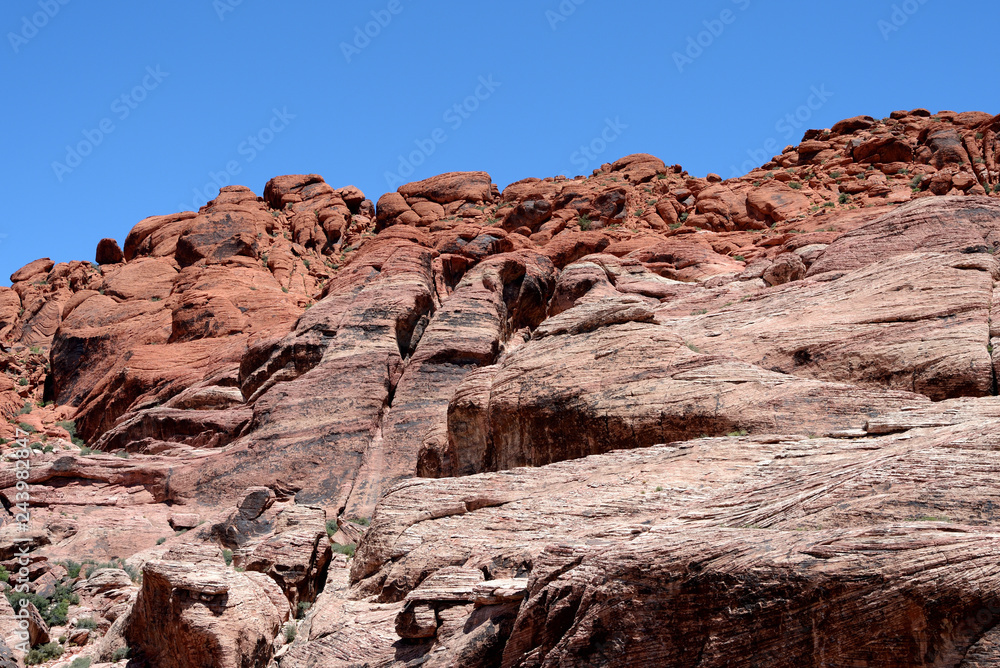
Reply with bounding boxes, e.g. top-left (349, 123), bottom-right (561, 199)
top-left (296, 601), bottom-right (312, 619)
top-left (115, 562), bottom-right (142, 583)
top-left (332, 543), bottom-right (356, 558)
top-left (17, 422), bottom-right (34, 434)
top-left (0, 565), bottom-right (8, 582)
top-left (70, 658), bottom-right (93, 668)
top-left (348, 517), bottom-right (370, 527)
top-left (734, 255), bottom-right (745, 262)
top-left (284, 622), bottom-right (297, 642)
top-left (56, 420), bottom-right (77, 434)
top-left (24, 642), bottom-right (63, 664)
top-left (82, 557), bottom-right (133, 579)
top-left (679, 212), bottom-right (689, 222)
top-left (156, 537), bottom-right (167, 545)
top-left (76, 617), bottom-right (98, 630)
top-left (6, 590), bottom-right (47, 616)
top-left (48, 598), bottom-right (70, 626)
top-left (788, 181), bottom-right (802, 189)
top-left (727, 429), bottom-right (749, 437)
top-left (838, 193), bottom-right (850, 204)
top-left (61, 560), bottom-right (82, 579)
top-left (222, 549), bottom-right (233, 566)
top-left (7, 583), bottom-right (78, 627)
top-left (578, 215), bottom-right (592, 231)
top-left (17, 378), bottom-right (28, 386)
top-left (112, 647), bottom-right (131, 661)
